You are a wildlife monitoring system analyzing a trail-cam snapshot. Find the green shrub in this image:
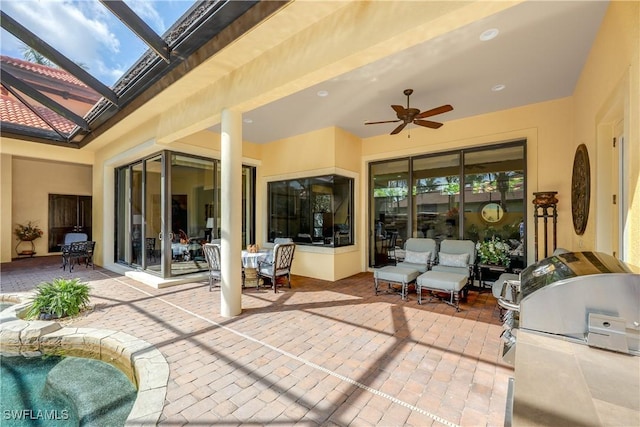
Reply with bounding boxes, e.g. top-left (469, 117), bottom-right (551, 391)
top-left (26, 278), bottom-right (91, 320)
